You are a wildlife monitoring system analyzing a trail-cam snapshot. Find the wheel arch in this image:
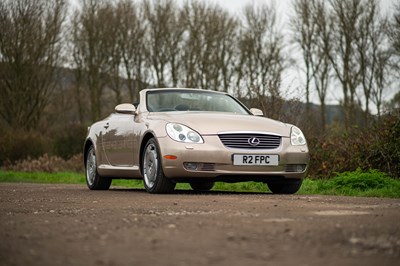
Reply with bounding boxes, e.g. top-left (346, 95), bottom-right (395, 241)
top-left (139, 132), bottom-right (156, 176)
top-left (83, 139), bottom-right (94, 166)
